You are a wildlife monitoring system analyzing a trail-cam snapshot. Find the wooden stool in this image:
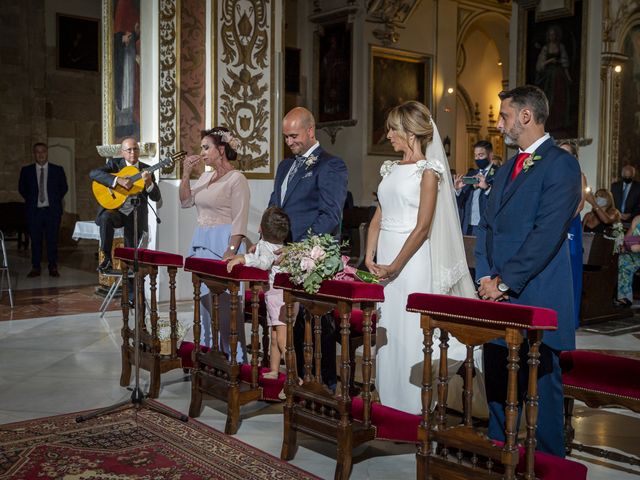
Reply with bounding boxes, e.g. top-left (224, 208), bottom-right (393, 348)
top-left (274, 273), bottom-right (384, 480)
top-left (184, 257), bottom-right (268, 434)
top-left (406, 293), bottom-right (587, 480)
top-left (114, 247), bottom-right (184, 399)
